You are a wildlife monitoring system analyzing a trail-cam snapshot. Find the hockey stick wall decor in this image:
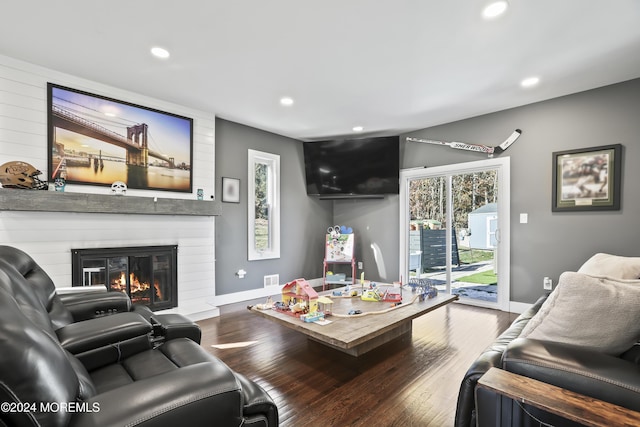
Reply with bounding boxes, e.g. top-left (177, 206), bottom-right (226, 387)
top-left (406, 129), bottom-right (521, 157)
